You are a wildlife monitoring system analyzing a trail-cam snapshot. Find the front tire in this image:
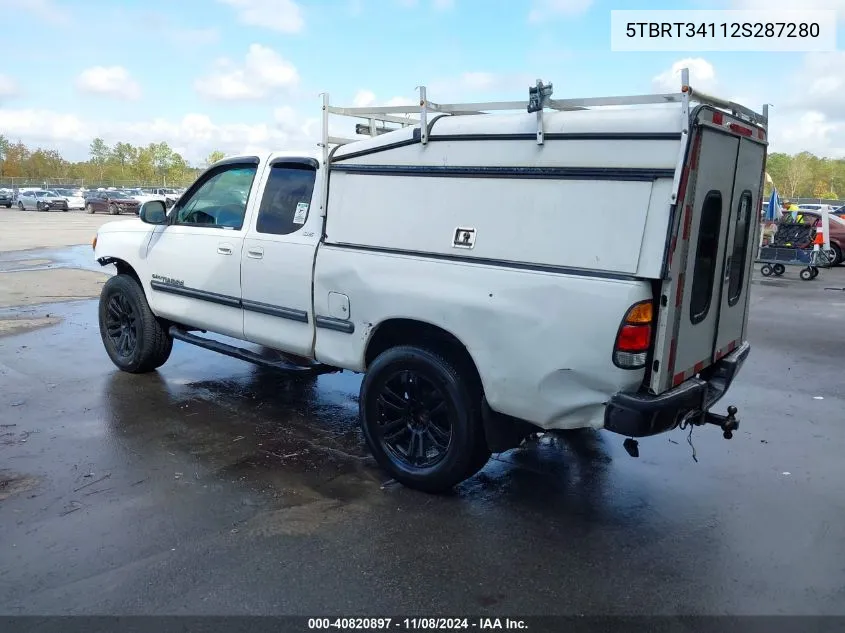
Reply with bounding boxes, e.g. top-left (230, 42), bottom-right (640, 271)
top-left (359, 345), bottom-right (490, 493)
top-left (109, 203), bottom-right (120, 215)
top-left (98, 275), bottom-right (173, 373)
